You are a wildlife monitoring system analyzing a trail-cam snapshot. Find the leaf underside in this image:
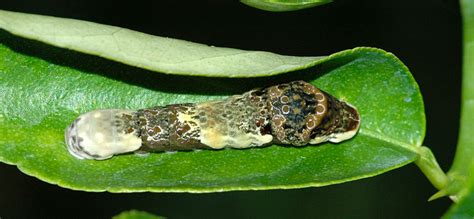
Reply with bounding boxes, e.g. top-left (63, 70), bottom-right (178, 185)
top-left (0, 16), bottom-right (424, 193)
top-left (0, 10), bottom-right (324, 77)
